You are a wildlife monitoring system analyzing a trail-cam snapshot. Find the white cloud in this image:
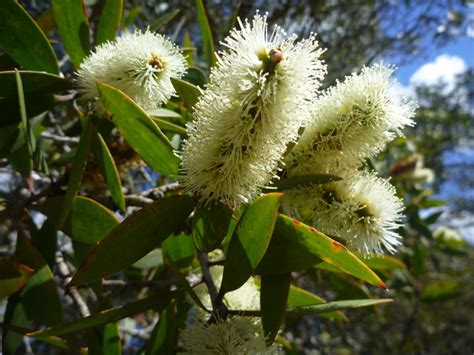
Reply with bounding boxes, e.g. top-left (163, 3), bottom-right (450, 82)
top-left (409, 54), bottom-right (467, 93)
